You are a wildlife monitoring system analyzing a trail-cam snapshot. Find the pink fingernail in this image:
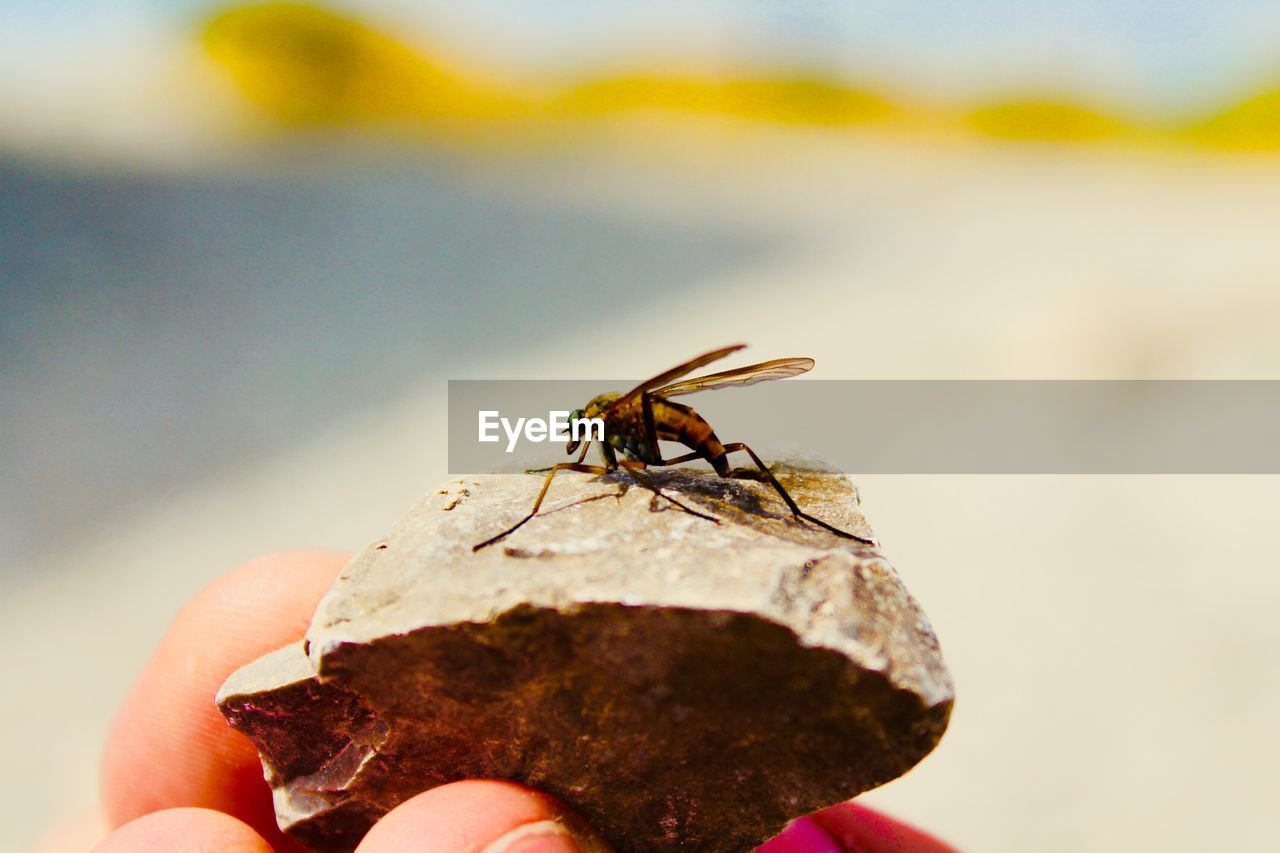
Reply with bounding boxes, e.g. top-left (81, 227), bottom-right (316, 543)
top-left (757, 816), bottom-right (841, 853)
